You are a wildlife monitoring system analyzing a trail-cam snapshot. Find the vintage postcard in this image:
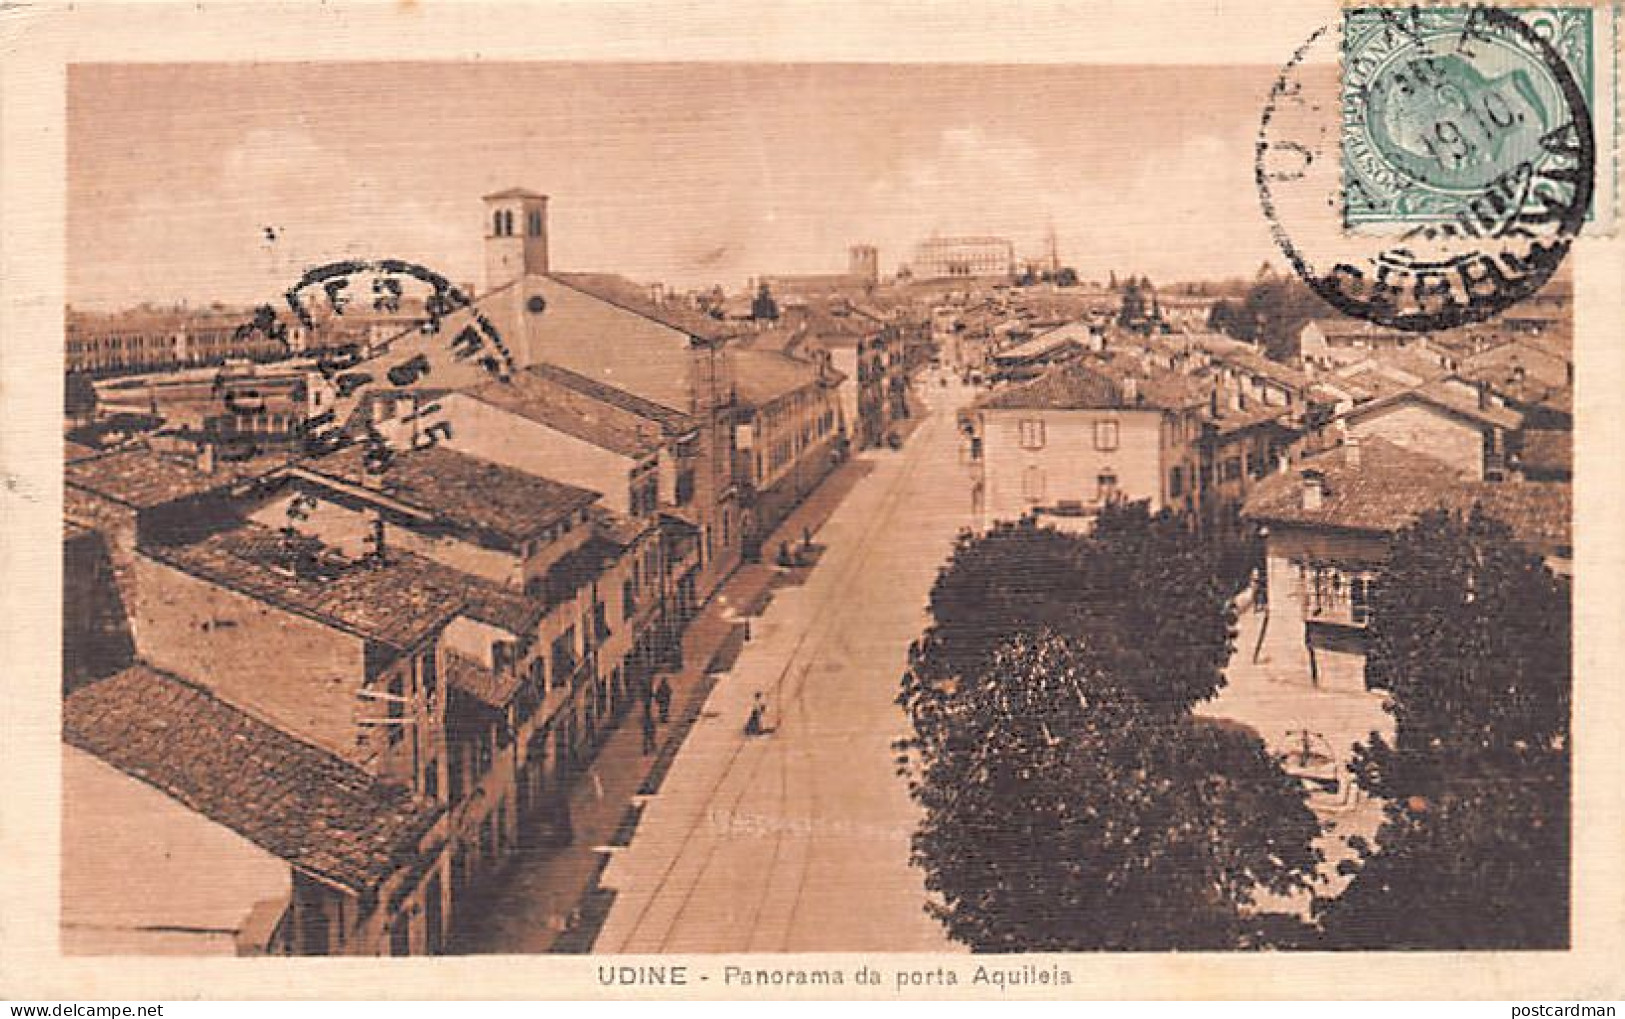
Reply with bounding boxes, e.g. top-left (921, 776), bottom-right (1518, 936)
top-left (2, 0), bottom-right (1623, 1002)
